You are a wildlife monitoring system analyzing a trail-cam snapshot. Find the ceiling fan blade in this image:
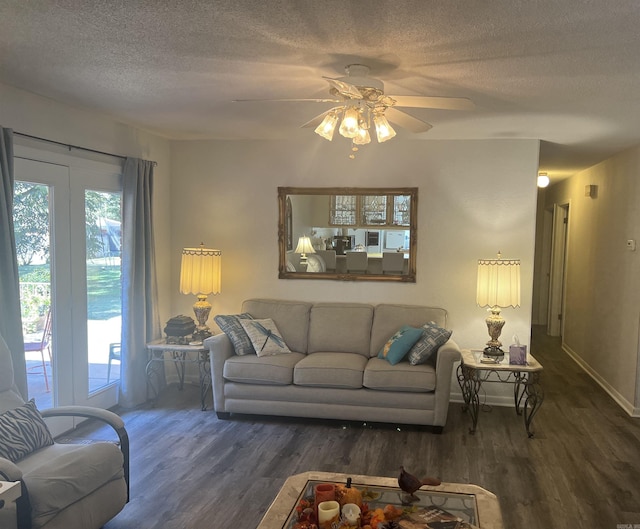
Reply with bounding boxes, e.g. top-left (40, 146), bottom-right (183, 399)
top-left (322, 77), bottom-right (363, 99)
top-left (233, 98), bottom-right (341, 103)
top-left (300, 107), bottom-right (343, 129)
top-left (389, 95), bottom-right (475, 111)
top-left (385, 108), bottom-right (433, 133)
